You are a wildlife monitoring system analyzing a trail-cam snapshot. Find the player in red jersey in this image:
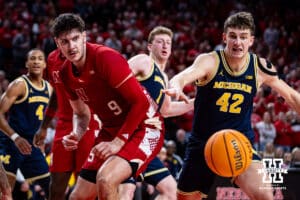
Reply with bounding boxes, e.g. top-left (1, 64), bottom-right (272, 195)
top-left (33, 49), bottom-right (99, 200)
top-left (51, 13), bottom-right (164, 200)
